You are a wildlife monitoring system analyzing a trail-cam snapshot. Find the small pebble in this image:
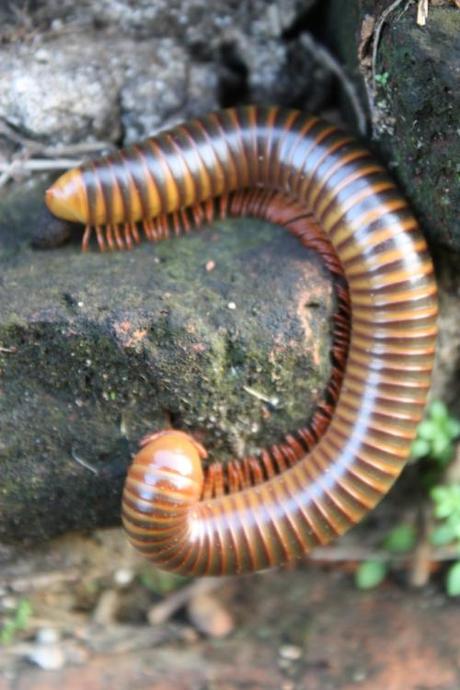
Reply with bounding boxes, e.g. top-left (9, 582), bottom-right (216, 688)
top-left (205, 260), bottom-right (216, 272)
top-left (352, 670), bottom-right (367, 682)
top-left (178, 626), bottom-right (200, 644)
top-left (113, 568), bottom-right (135, 588)
top-left (27, 645), bottom-right (65, 671)
top-left (92, 589), bottom-right (119, 626)
top-left (187, 592), bottom-right (234, 638)
top-left (35, 49), bottom-right (50, 63)
top-left (2, 596), bottom-right (17, 609)
top-left (27, 628), bottom-right (65, 671)
top-left (279, 644), bottom-right (302, 661)
top-left (227, 302), bottom-right (236, 310)
top-left (36, 628), bottom-right (60, 645)
top-left (30, 208), bottom-right (72, 249)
